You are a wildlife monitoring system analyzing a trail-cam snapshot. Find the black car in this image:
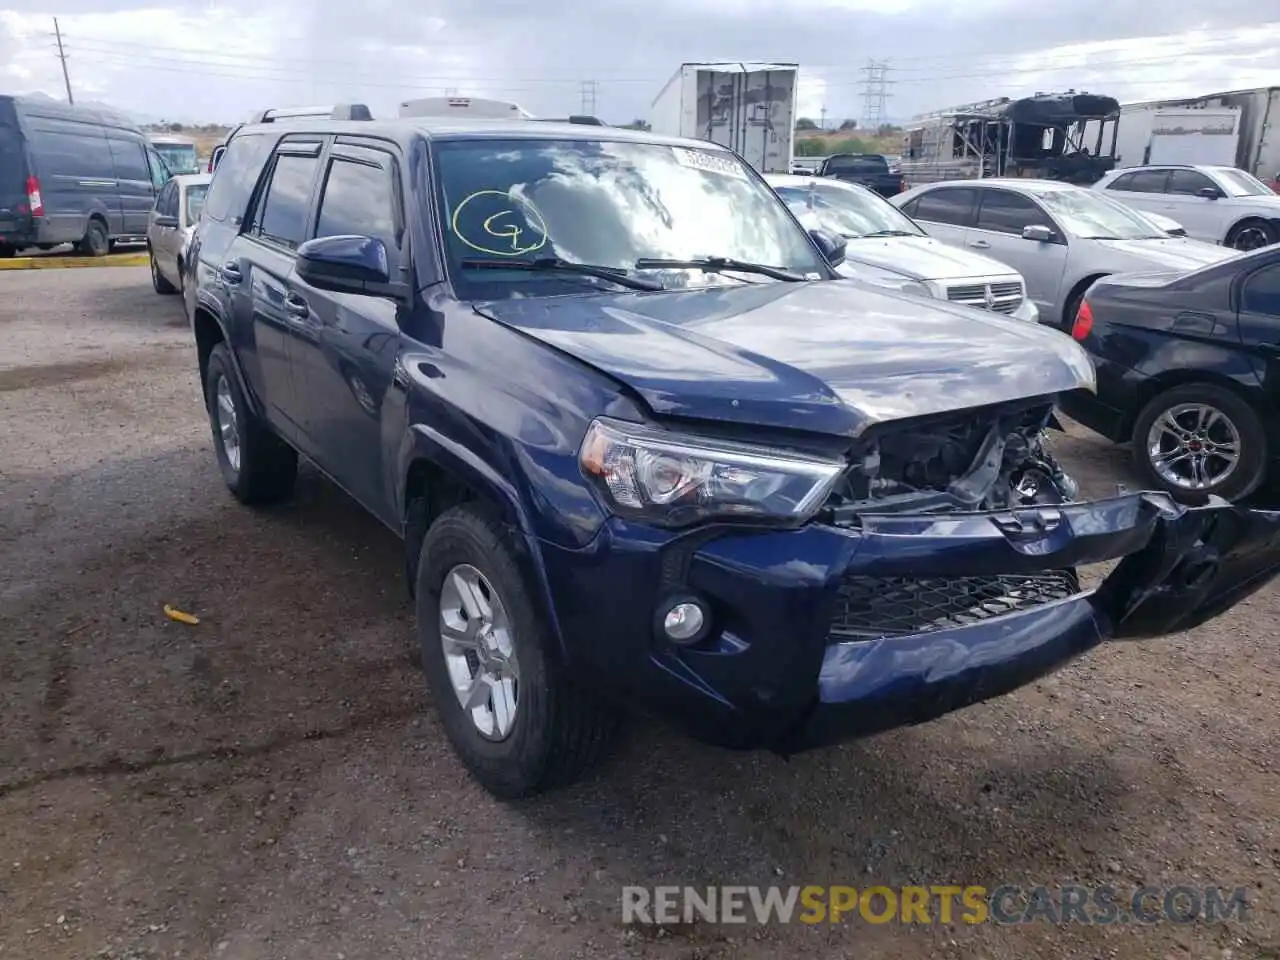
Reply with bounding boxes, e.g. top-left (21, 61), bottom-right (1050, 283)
top-left (816, 153), bottom-right (905, 198)
top-left (1060, 245), bottom-right (1280, 502)
top-left (187, 103), bottom-right (1280, 799)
